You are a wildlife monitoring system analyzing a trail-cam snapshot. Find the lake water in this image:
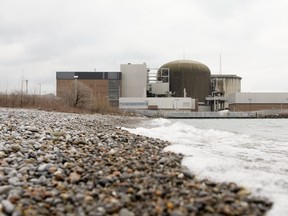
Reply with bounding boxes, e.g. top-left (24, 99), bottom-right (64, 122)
top-left (124, 118), bottom-right (288, 216)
